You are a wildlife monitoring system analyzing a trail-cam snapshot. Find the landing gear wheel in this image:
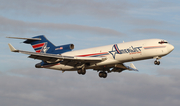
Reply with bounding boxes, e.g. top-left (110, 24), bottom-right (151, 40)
top-left (157, 61), bottom-right (160, 65)
top-left (154, 60), bottom-right (160, 65)
top-left (99, 72), bottom-right (103, 78)
top-left (99, 72), bottom-right (107, 78)
top-left (77, 69), bottom-right (81, 74)
top-left (81, 68), bottom-right (86, 75)
top-left (77, 68), bottom-right (86, 75)
top-left (103, 72), bottom-right (107, 78)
